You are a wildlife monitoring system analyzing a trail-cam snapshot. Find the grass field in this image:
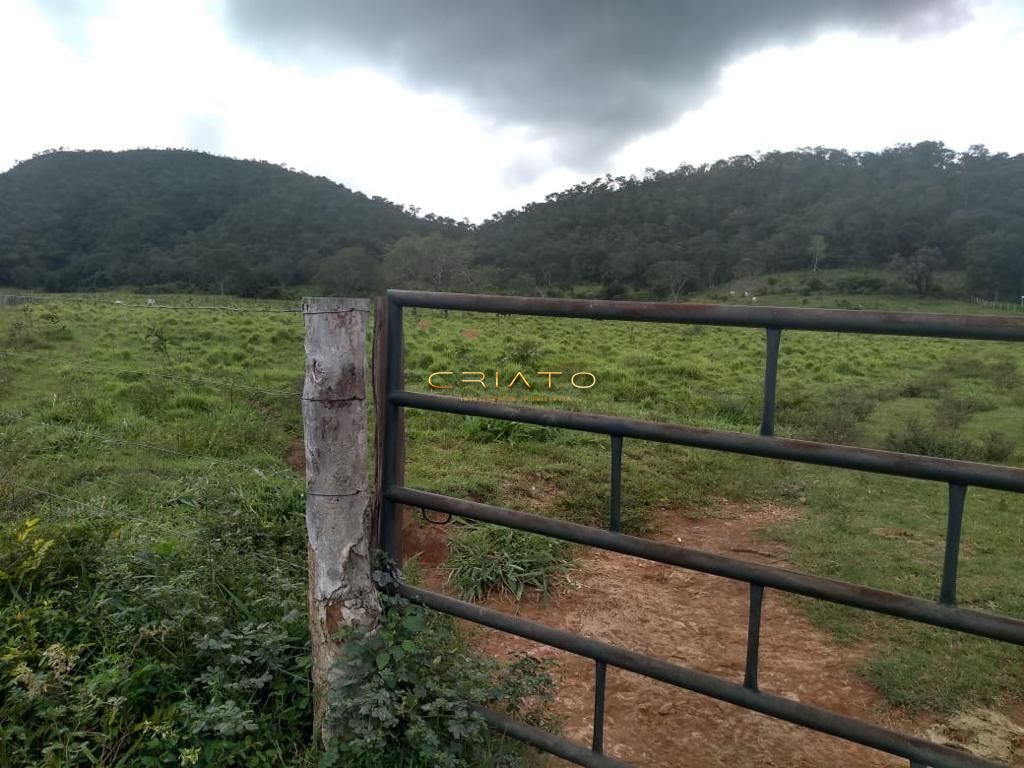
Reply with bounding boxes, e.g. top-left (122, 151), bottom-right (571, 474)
top-left (1, 287), bottom-right (1023, 765)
